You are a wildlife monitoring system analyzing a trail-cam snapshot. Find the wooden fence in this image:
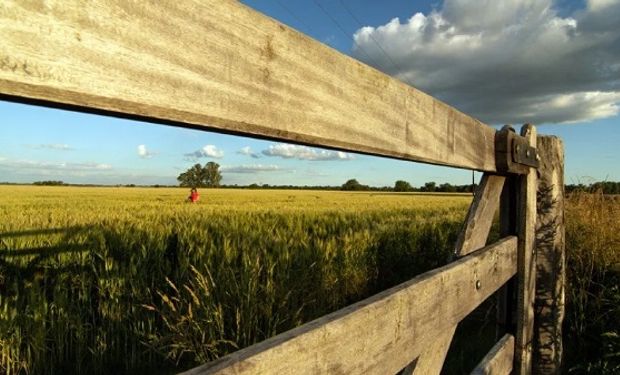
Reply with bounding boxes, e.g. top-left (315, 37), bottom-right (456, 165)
top-left (0, 1), bottom-right (564, 374)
